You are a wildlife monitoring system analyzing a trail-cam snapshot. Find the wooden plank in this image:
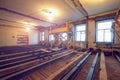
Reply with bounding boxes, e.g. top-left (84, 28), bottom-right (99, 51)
top-left (99, 52), bottom-right (108, 80)
top-left (0, 54), bottom-right (32, 62)
top-left (51, 27), bottom-right (68, 33)
top-left (1, 50), bottom-right (73, 80)
top-left (39, 49), bottom-right (51, 52)
top-left (47, 52), bottom-right (87, 80)
top-left (0, 51), bottom-right (27, 58)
